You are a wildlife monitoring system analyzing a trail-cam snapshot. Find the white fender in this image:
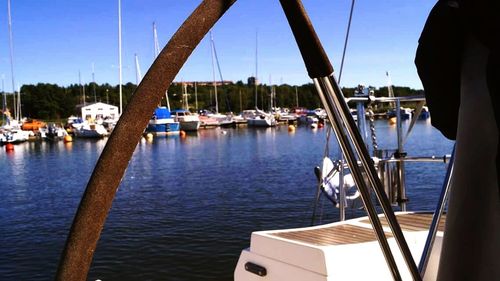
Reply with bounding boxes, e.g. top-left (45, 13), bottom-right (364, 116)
top-left (321, 157), bottom-right (361, 207)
